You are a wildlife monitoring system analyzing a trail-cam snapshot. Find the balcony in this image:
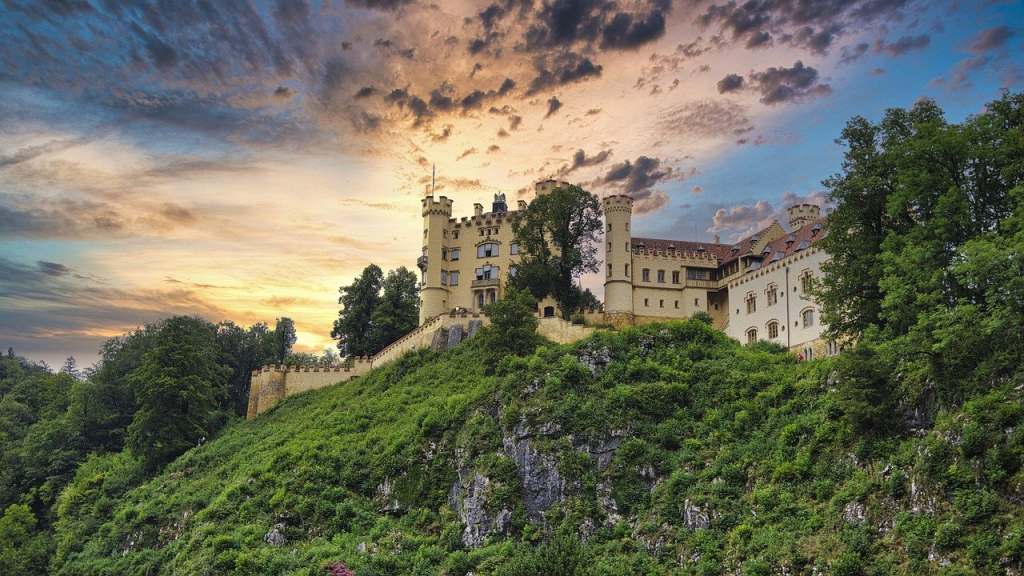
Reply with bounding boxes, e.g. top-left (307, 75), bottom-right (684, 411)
top-left (685, 278), bottom-right (718, 289)
top-left (472, 277), bottom-right (499, 288)
top-left (416, 255), bottom-right (428, 272)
